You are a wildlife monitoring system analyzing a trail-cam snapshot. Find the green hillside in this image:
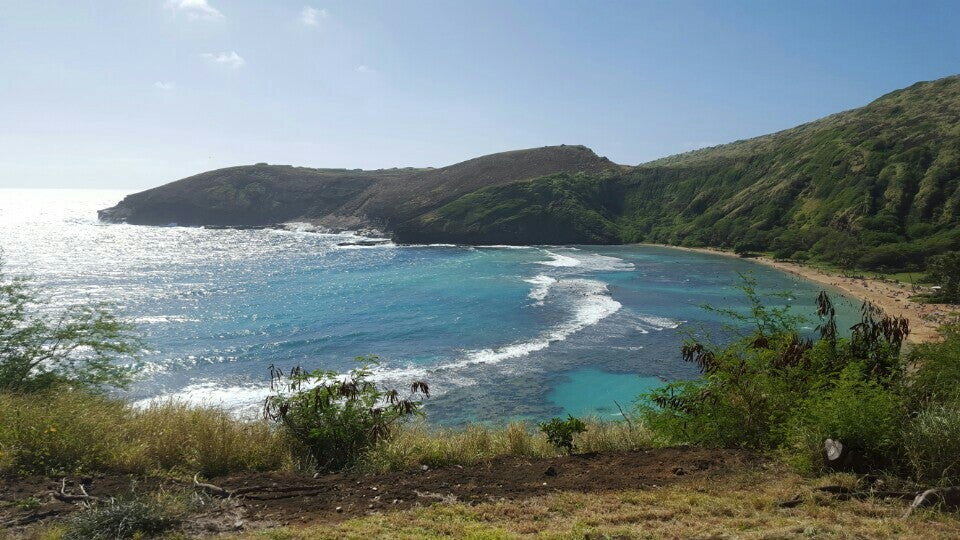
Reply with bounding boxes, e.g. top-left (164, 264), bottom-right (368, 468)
top-left (397, 75), bottom-right (960, 271)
